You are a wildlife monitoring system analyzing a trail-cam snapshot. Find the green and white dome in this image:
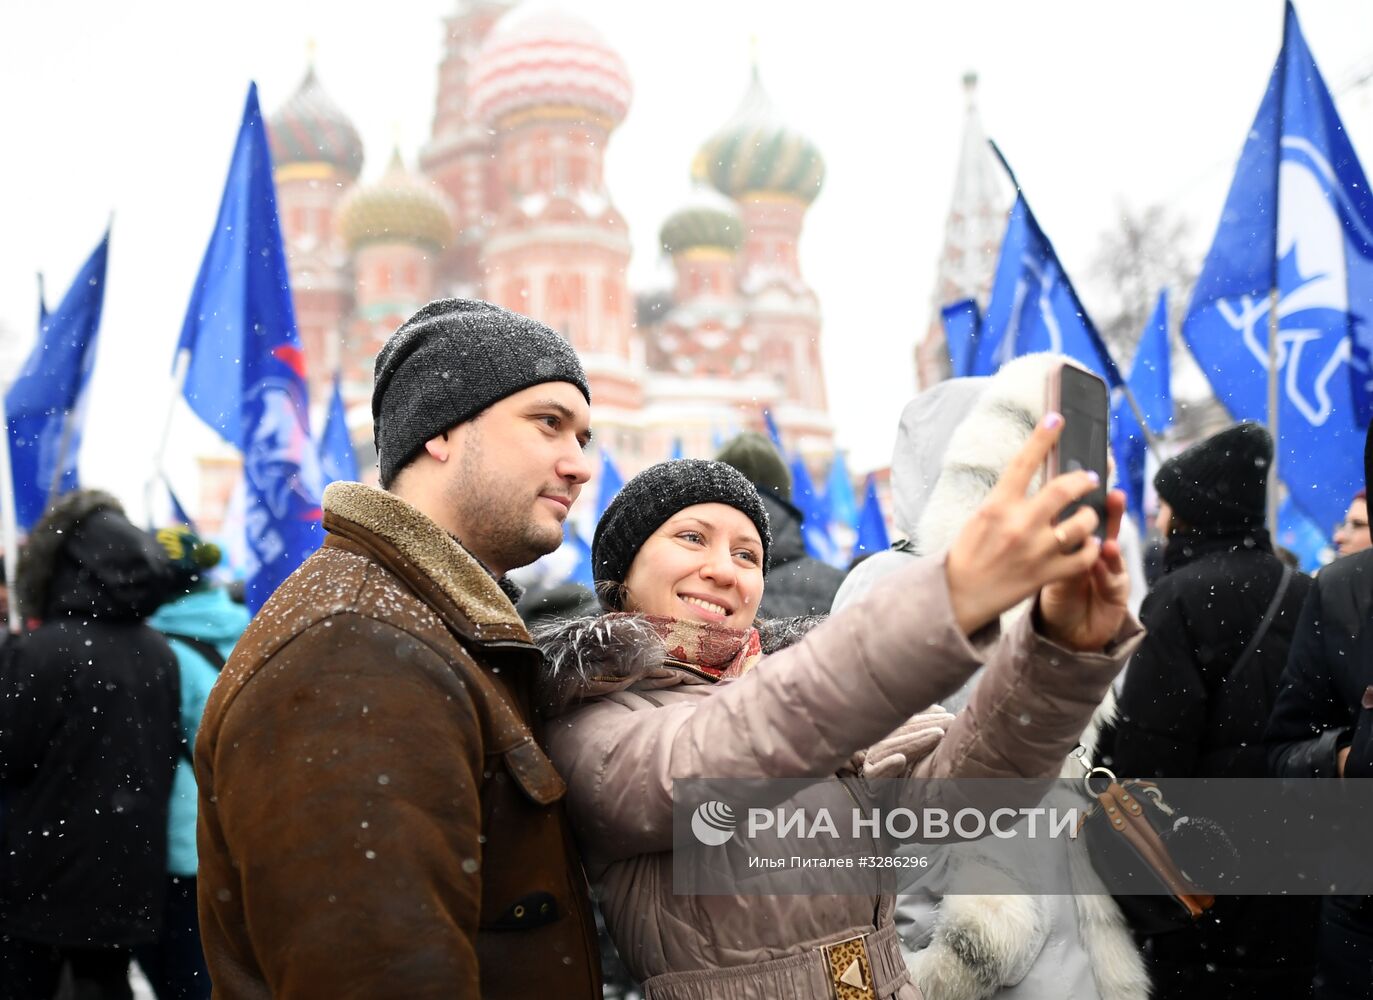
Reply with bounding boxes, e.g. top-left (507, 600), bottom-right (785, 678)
top-left (660, 182), bottom-right (743, 255)
top-left (696, 66), bottom-right (824, 204)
